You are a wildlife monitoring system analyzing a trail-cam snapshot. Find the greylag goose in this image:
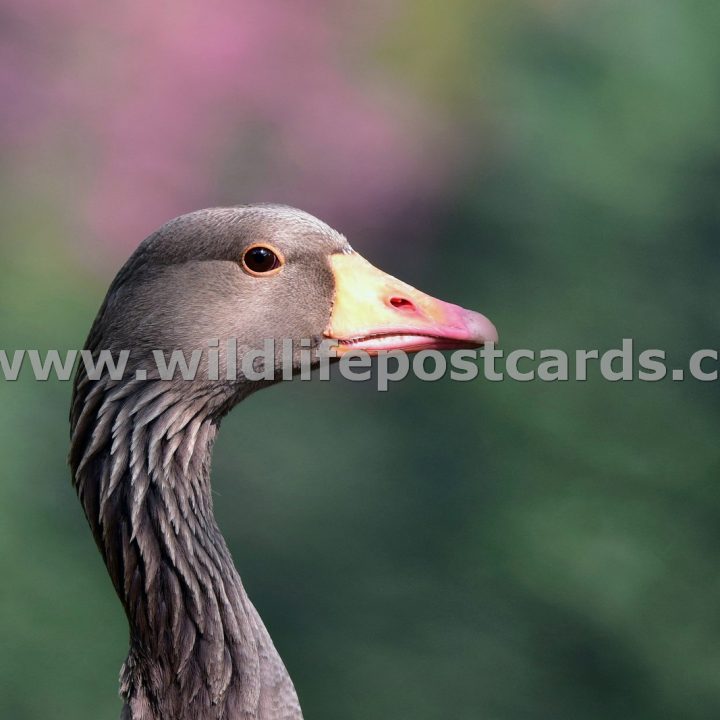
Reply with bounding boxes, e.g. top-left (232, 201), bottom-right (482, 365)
top-left (69, 205), bottom-right (497, 720)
